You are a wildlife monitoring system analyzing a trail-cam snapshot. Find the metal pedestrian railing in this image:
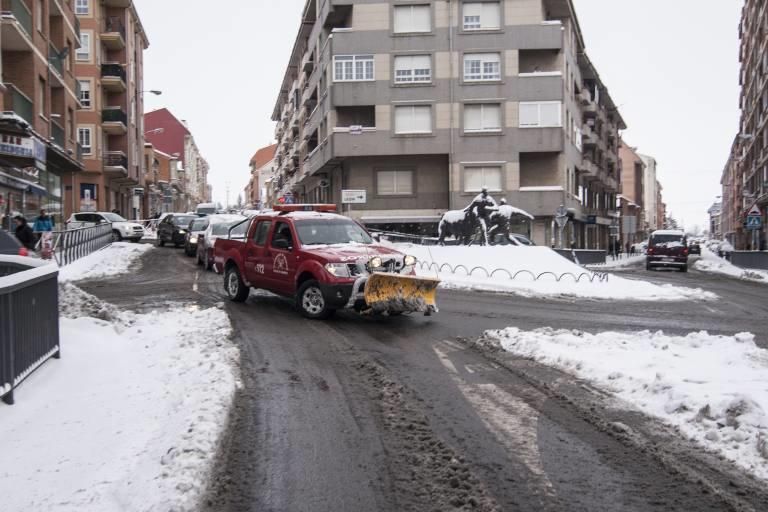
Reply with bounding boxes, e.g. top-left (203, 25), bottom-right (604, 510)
top-left (43, 224), bottom-right (114, 266)
top-left (0, 257), bottom-right (60, 405)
